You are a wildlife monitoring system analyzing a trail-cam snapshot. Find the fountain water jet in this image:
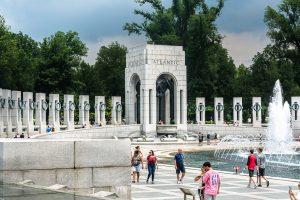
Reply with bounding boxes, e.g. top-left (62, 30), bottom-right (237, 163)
top-left (266, 80), bottom-right (293, 153)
